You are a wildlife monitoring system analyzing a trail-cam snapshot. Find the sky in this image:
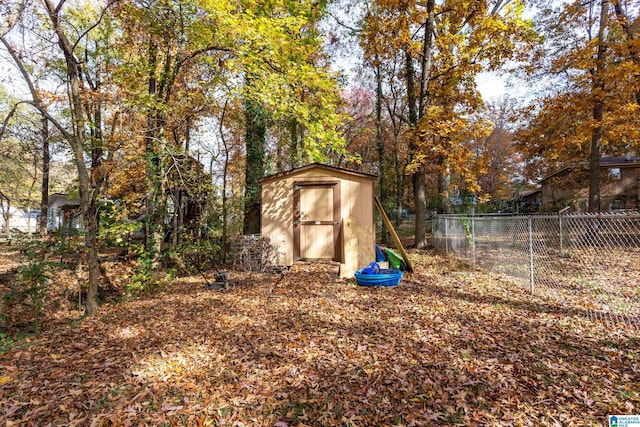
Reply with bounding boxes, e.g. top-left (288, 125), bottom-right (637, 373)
top-left (476, 72), bottom-right (507, 101)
